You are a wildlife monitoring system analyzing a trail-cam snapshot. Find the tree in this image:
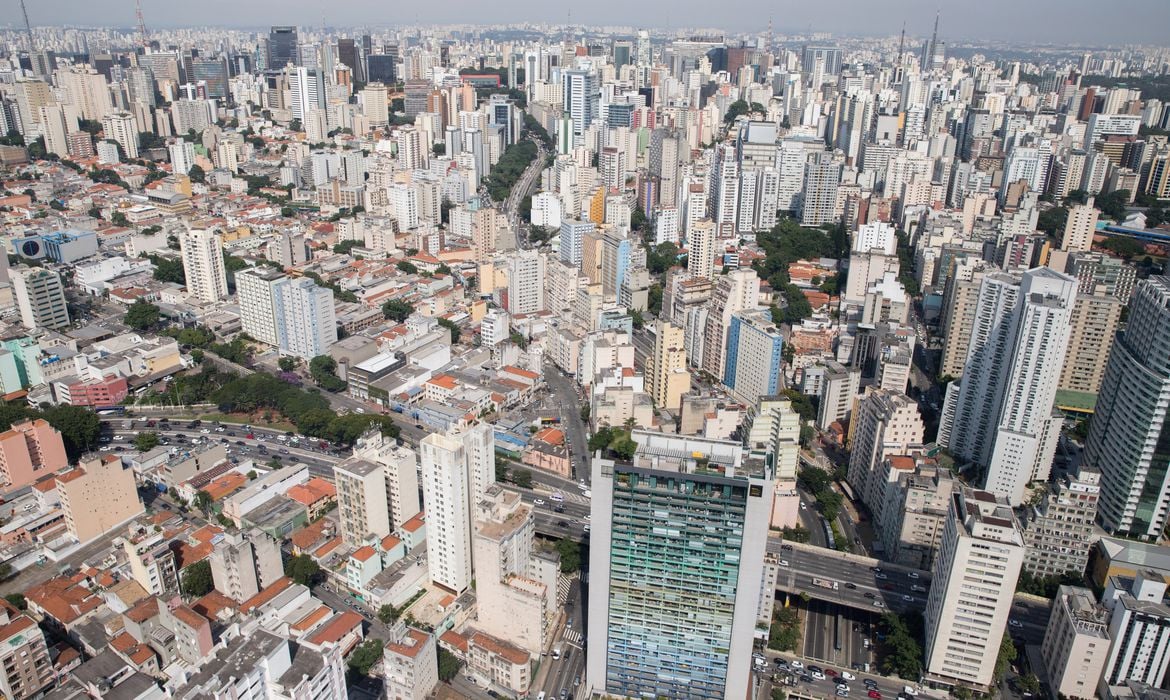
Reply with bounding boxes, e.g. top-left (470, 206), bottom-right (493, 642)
top-left (437, 317), bottom-right (460, 344)
top-left (42, 405), bottom-right (101, 460)
top-left (181, 560), bottom-right (213, 597)
top-left (111, 211), bottom-right (129, 227)
top-left (723, 100), bottom-right (750, 124)
top-left (4, 593), bottom-right (26, 610)
top-left (432, 142), bottom-right (446, 156)
top-left (377, 604), bottom-right (399, 624)
top-left (877, 612), bottom-right (924, 680)
top-left (382, 299), bottom-right (414, 322)
top-left (994, 634), bottom-right (1018, 682)
top-left (495, 458), bottom-right (510, 483)
top-left (278, 356), bottom-right (299, 372)
top-left (511, 468), bottom-right (533, 489)
top-left (347, 639), bottom-right (383, 677)
top-left (187, 164), bottom-right (206, 184)
top-left (396, 260), bottom-right (418, 274)
top-left (1017, 673), bottom-right (1041, 695)
top-left (630, 309), bottom-right (644, 330)
top-left (1100, 235), bottom-right (1145, 258)
top-left (556, 538), bottom-right (582, 573)
top-left (333, 240), bottom-right (361, 255)
top-left (134, 432), bottom-right (160, 451)
top-left (193, 490), bottom-right (213, 513)
top-left (309, 354), bottom-right (346, 392)
top-left (285, 554), bottom-right (322, 586)
top-left (124, 300), bottom-right (161, 330)
top-left (0, 564), bottom-right (12, 582)
top-left (437, 647), bottom-right (463, 682)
